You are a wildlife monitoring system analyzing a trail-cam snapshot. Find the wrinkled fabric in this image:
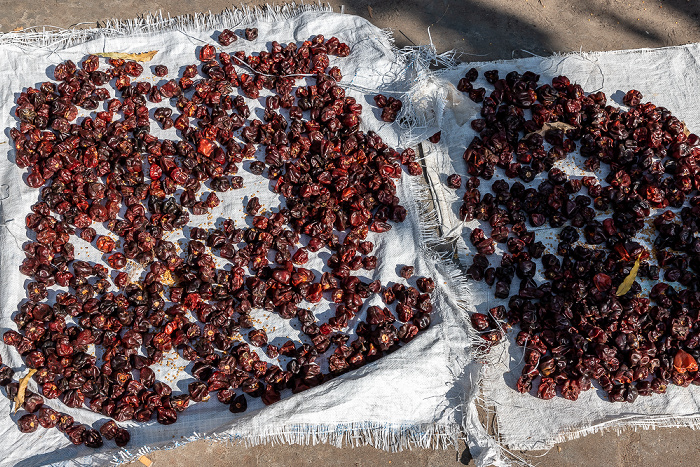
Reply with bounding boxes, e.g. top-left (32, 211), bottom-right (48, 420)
top-left (0, 9), bottom-right (472, 466)
top-left (418, 45), bottom-right (700, 460)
